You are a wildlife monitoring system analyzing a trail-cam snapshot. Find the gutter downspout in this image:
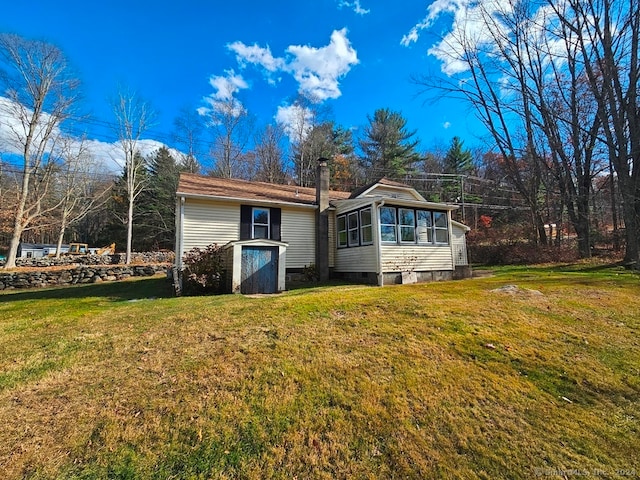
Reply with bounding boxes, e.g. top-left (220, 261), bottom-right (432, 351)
top-left (376, 200), bottom-right (385, 286)
top-left (178, 196), bottom-right (185, 269)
